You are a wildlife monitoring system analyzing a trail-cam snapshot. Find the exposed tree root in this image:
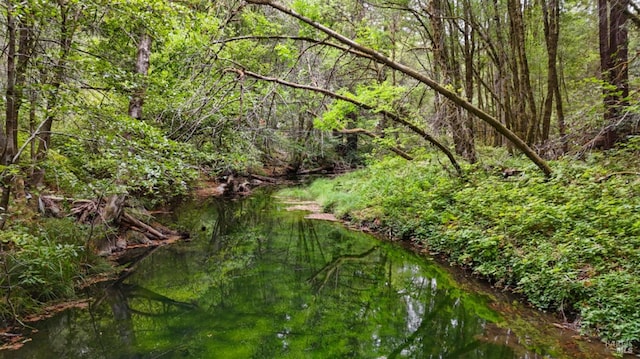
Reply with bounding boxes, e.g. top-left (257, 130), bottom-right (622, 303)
top-left (38, 194), bottom-right (187, 256)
